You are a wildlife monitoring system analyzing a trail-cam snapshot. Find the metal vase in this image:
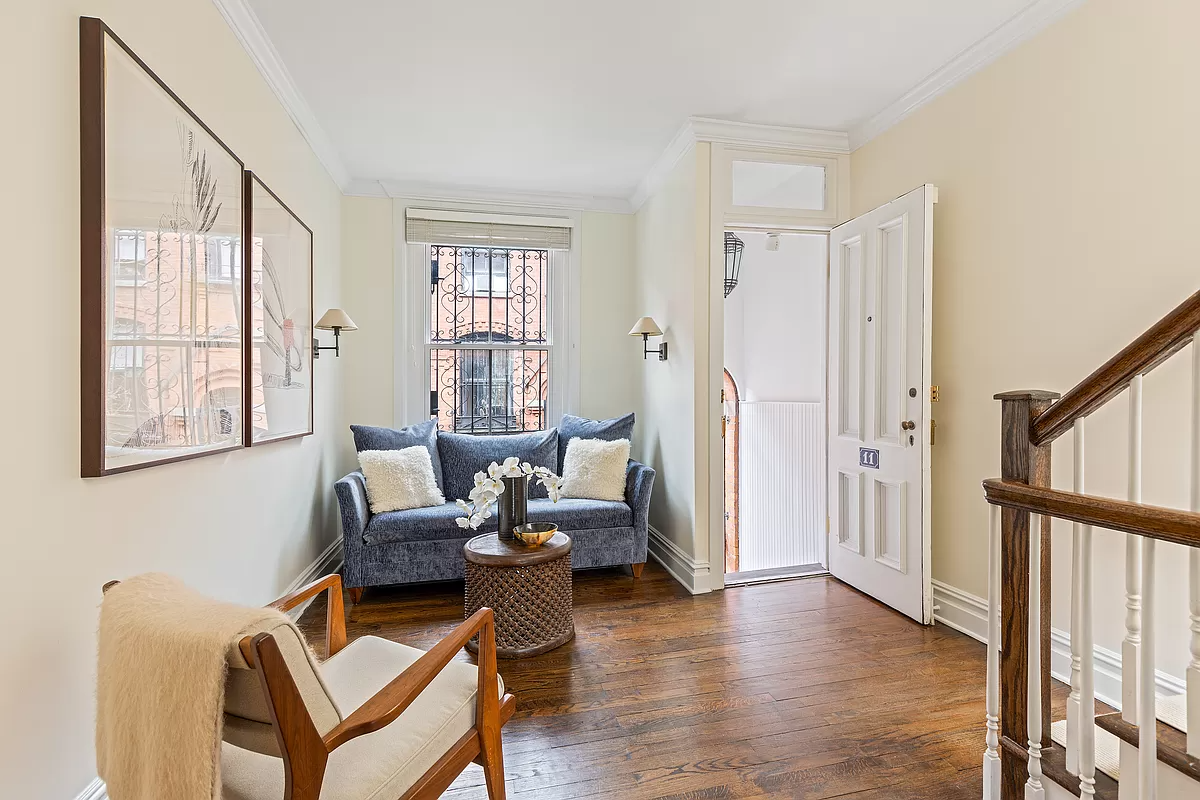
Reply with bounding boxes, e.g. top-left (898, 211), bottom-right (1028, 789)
top-left (497, 474), bottom-right (529, 541)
